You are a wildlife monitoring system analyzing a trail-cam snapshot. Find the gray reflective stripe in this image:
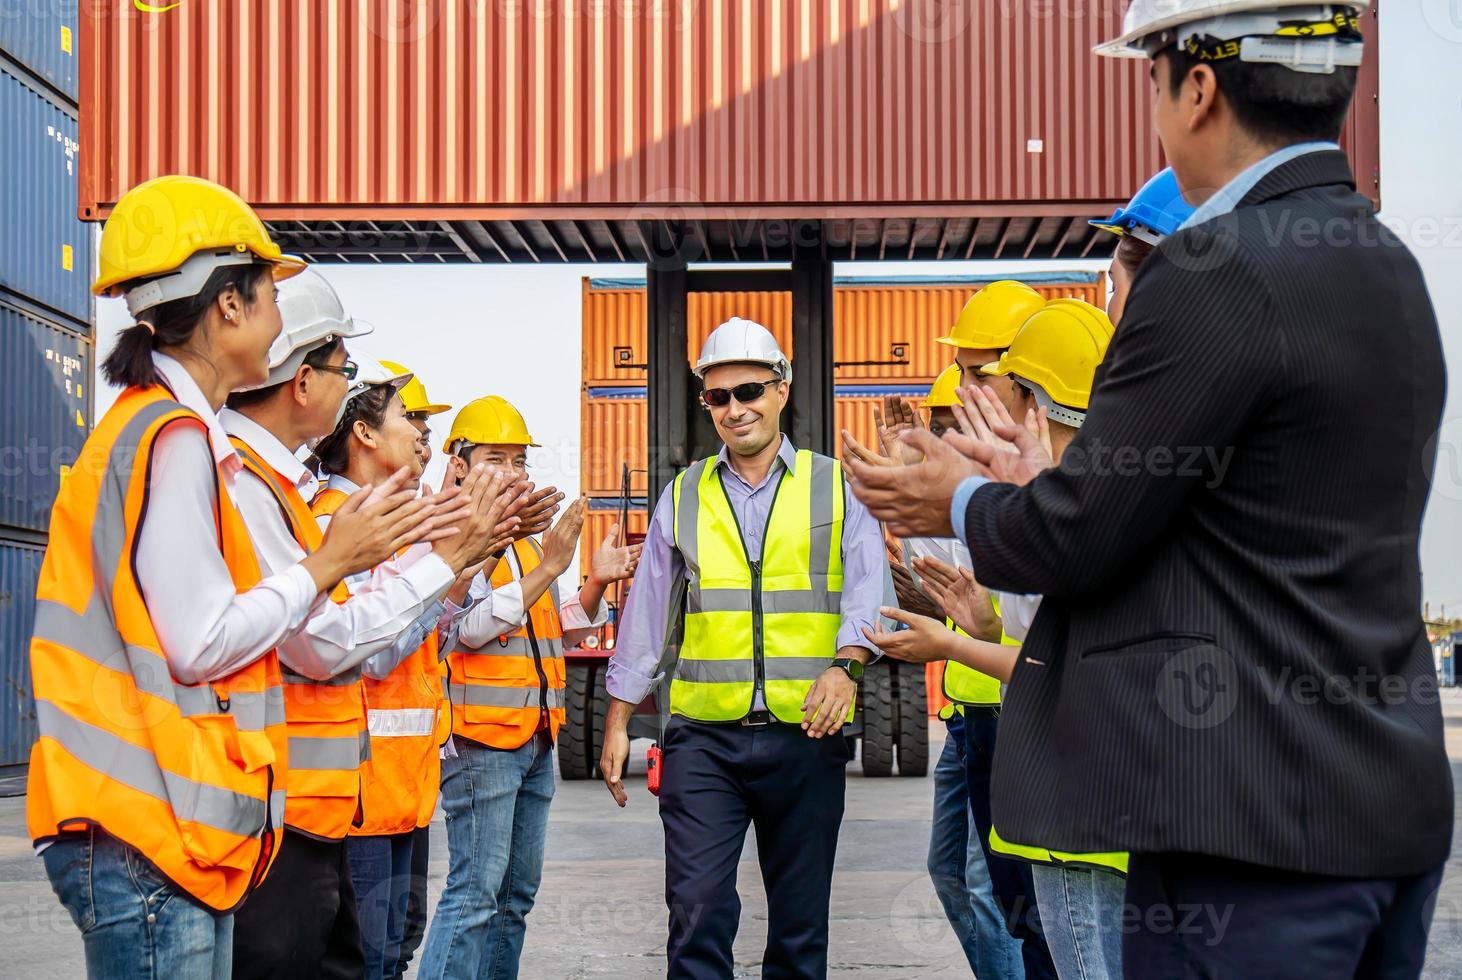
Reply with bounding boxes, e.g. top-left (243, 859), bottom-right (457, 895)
top-left (32, 598), bottom-right (284, 732)
top-left (763, 657), bottom-right (836, 682)
top-left (674, 658), bottom-right (755, 684)
top-left (281, 665), bottom-right (362, 686)
top-left (448, 683), bottom-right (566, 710)
top-left (270, 790), bottom-right (287, 829)
top-left (360, 727), bottom-right (372, 762)
top-left (93, 399), bottom-right (183, 587)
top-left (35, 699), bottom-right (269, 839)
top-left (366, 707), bottom-right (436, 737)
top-left (688, 589), bottom-right (841, 615)
top-left (808, 453), bottom-right (836, 579)
top-left (674, 459), bottom-right (707, 570)
top-left (287, 734), bottom-right (367, 771)
top-left (485, 635), bottom-right (564, 659)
